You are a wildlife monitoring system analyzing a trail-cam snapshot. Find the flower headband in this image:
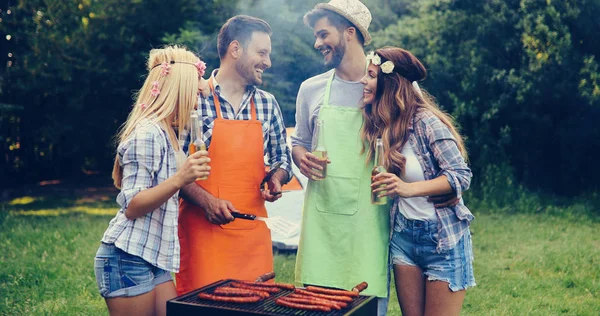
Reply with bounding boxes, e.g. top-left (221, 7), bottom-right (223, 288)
top-left (366, 51), bottom-right (395, 74)
top-left (151, 59), bottom-right (207, 77)
top-left (139, 59), bottom-right (207, 109)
